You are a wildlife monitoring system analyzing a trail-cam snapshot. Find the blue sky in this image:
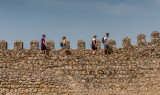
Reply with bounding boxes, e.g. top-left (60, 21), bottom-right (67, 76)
top-left (0, 0), bottom-right (160, 49)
